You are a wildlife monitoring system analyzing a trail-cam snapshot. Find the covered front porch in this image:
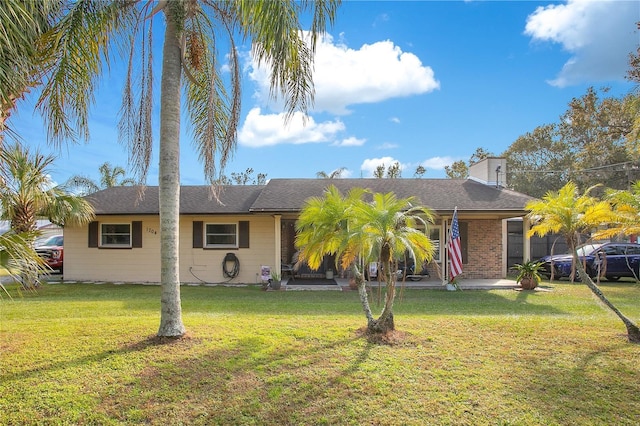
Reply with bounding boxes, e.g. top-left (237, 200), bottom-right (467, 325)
top-left (273, 214), bottom-right (534, 284)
